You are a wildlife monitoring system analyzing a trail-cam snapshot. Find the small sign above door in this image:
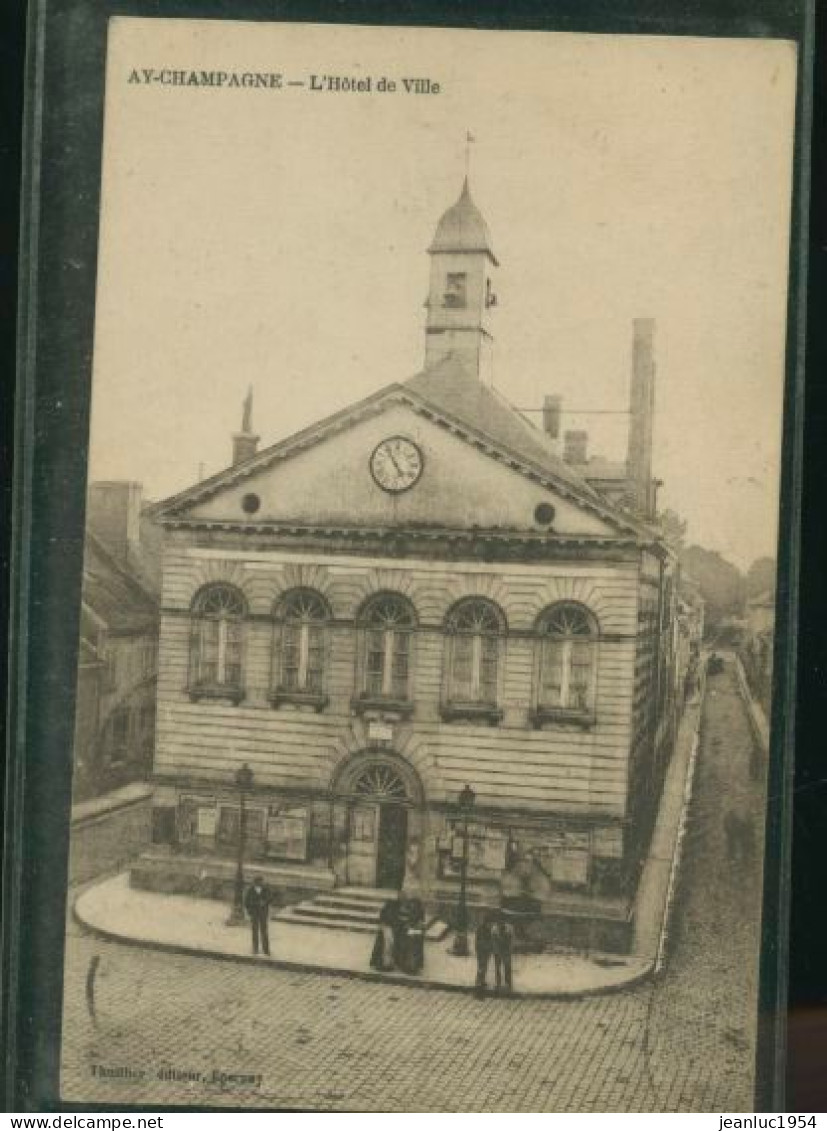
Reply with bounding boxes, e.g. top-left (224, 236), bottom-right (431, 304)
top-left (367, 721), bottom-right (394, 742)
